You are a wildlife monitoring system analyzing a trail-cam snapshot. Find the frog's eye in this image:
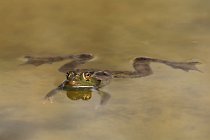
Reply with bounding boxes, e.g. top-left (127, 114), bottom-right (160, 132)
top-left (66, 72), bottom-right (69, 79)
top-left (66, 71), bottom-right (76, 79)
top-left (82, 72), bottom-right (92, 81)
